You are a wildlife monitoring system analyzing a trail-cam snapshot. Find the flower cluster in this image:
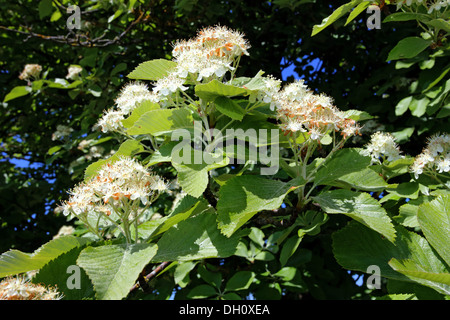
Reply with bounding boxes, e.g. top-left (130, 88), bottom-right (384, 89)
top-left (97, 82), bottom-right (159, 133)
top-left (66, 65), bottom-right (83, 80)
top-left (395, 0), bottom-right (450, 13)
top-left (51, 125), bottom-right (73, 141)
top-left (0, 276), bottom-right (62, 300)
top-left (363, 131), bottom-right (403, 163)
top-left (274, 79), bottom-right (361, 141)
top-left (171, 25), bottom-right (250, 83)
top-left (18, 64), bottom-right (42, 81)
top-left (62, 156), bottom-right (166, 227)
top-left (411, 133), bottom-right (450, 179)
